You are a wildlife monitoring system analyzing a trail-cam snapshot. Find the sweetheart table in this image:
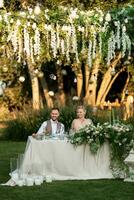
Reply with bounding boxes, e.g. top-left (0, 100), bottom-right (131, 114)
top-left (20, 136), bottom-right (113, 180)
top-left (2, 136), bottom-right (113, 186)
